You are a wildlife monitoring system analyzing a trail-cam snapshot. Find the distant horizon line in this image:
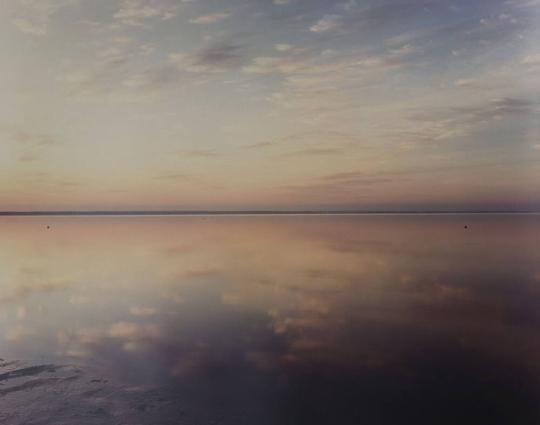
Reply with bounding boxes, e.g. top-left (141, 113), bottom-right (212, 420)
top-left (0, 210), bottom-right (539, 216)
